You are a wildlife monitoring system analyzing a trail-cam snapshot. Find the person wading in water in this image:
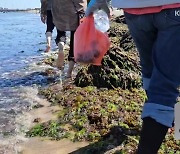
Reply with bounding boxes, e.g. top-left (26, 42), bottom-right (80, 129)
top-left (51, 0), bottom-right (87, 78)
top-left (40, 0), bottom-right (61, 53)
